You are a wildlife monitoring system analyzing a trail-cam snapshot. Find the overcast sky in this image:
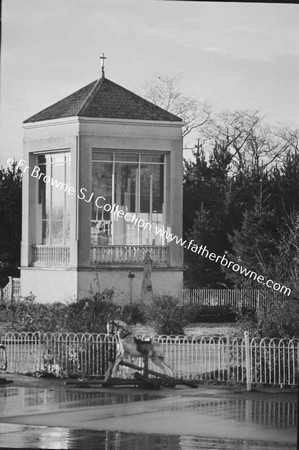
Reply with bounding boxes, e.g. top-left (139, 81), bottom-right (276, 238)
top-left (1, 0), bottom-right (299, 166)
